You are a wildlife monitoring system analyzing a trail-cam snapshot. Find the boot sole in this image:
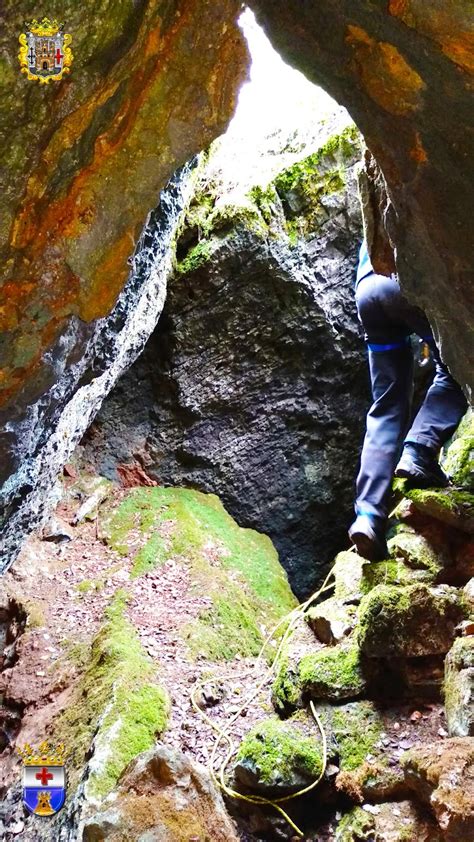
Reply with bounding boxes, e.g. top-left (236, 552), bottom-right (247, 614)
top-left (349, 530), bottom-right (386, 562)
